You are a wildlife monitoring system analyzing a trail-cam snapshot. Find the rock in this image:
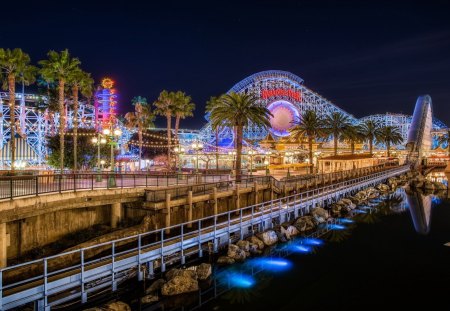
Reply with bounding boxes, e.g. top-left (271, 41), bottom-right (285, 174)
top-left (195, 263), bottom-right (212, 280)
top-left (257, 230), bottom-right (279, 246)
top-left (285, 225), bottom-right (299, 237)
top-left (433, 182), bottom-right (447, 190)
top-left (275, 227), bottom-right (288, 242)
top-left (227, 244), bottom-right (247, 261)
top-left (141, 294), bottom-right (159, 304)
top-left (376, 183), bottom-right (390, 192)
top-left (104, 302), bottom-right (131, 311)
top-left (311, 207), bottom-right (329, 223)
top-left (340, 198), bottom-right (353, 206)
top-left (161, 274), bottom-right (199, 296)
top-left (236, 240), bottom-right (250, 252)
top-left (146, 278), bottom-right (165, 294)
top-left (248, 242), bottom-right (262, 255)
top-left (424, 181), bottom-right (435, 190)
top-left (247, 236), bottom-right (265, 250)
top-left (294, 216), bottom-right (316, 232)
top-left (166, 269), bottom-right (197, 281)
top-left (217, 256), bottom-right (235, 265)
